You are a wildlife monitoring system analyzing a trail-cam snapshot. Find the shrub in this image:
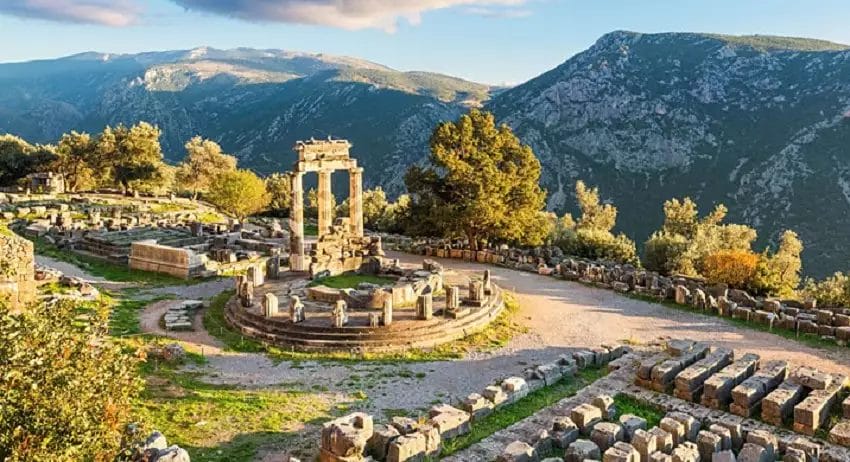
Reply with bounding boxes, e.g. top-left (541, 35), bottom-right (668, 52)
top-left (800, 272), bottom-right (850, 308)
top-left (0, 299), bottom-right (143, 461)
top-left (702, 250), bottom-right (759, 288)
top-left (644, 231), bottom-right (689, 274)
